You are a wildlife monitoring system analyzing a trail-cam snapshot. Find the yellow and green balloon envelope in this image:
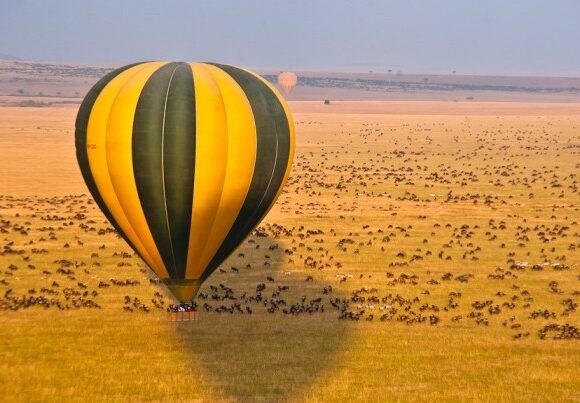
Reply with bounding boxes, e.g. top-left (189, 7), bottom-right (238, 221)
top-left (75, 62), bottom-right (295, 301)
